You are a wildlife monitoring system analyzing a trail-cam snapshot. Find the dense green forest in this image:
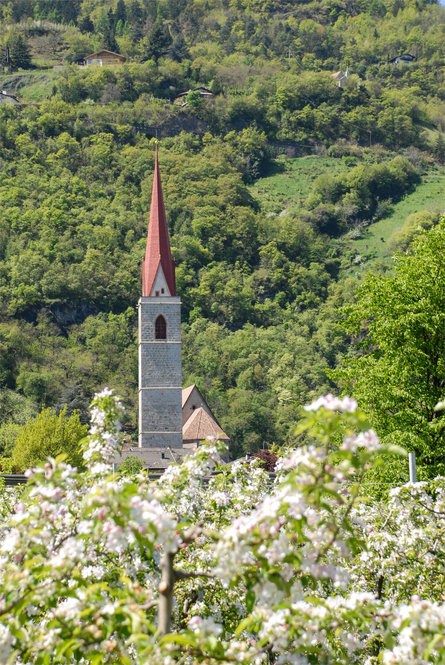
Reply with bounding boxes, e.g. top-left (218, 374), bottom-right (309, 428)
top-left (0, 0), bottom-right (444, 467)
